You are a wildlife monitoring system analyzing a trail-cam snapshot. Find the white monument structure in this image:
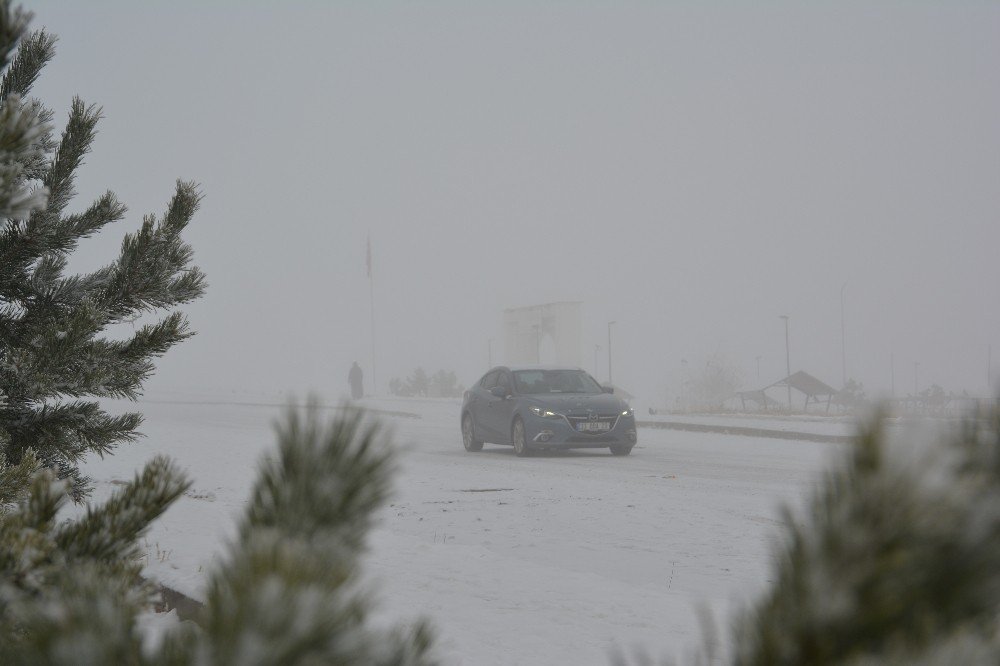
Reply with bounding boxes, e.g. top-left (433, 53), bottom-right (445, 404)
top-left (503, 302), bottom-right (582, 368)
